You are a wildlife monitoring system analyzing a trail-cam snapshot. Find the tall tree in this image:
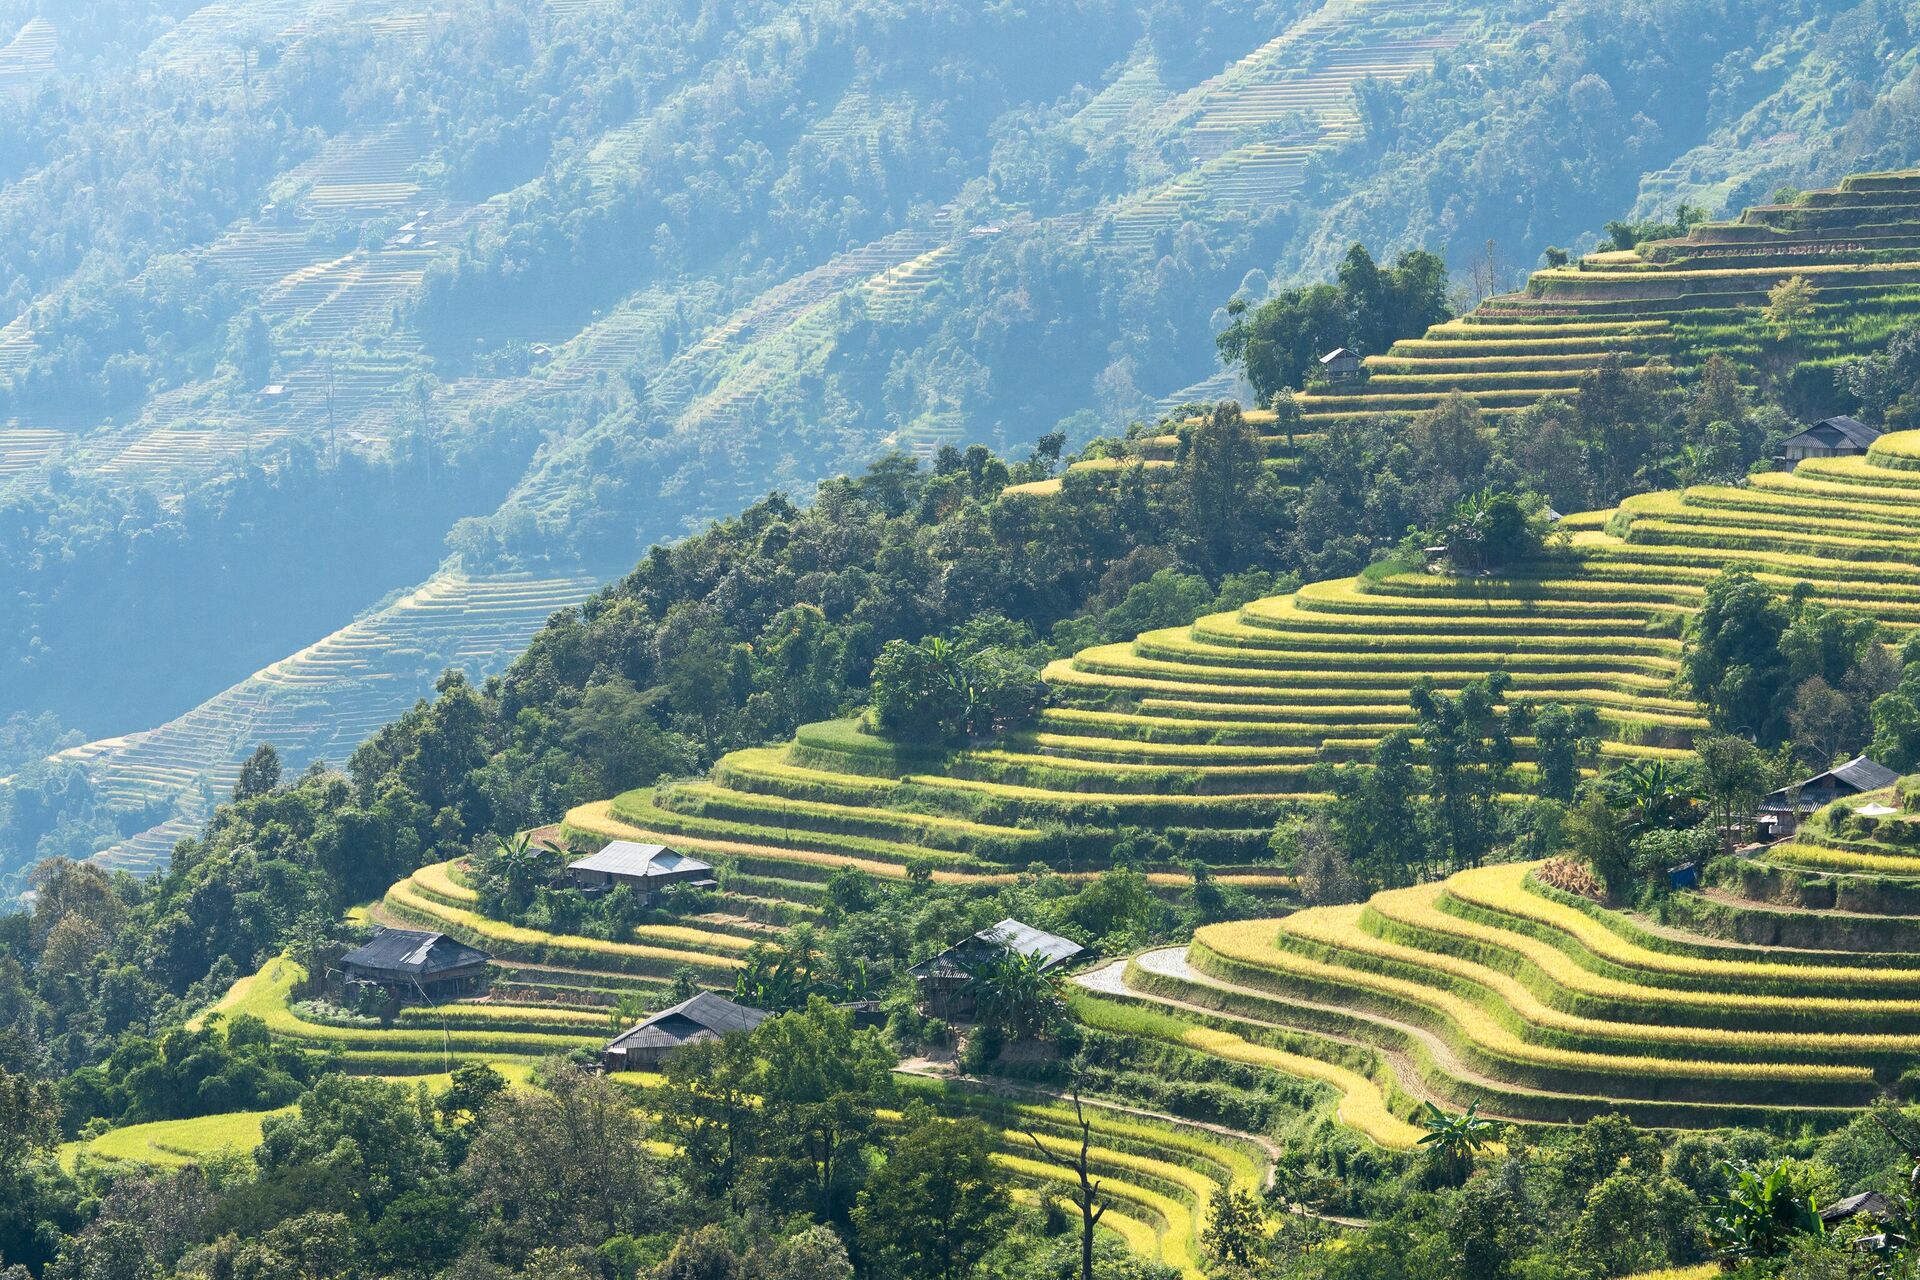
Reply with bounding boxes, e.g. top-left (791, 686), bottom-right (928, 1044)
top-left (462, 1064), bottom-right (664, 1263)
top-left (232, 744), bottom-right (282, 802)
top-left (1177, 401), bottom-right (1270, 571)
top-left (1411, 673), bottom-right (1517, 870)
top-left (854, 1112), bottom-right (1011, 1280)
top-left (754, 998), bottom-right (895, 1214)
top-left (1683, 568), bottom-right (1792, 743)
